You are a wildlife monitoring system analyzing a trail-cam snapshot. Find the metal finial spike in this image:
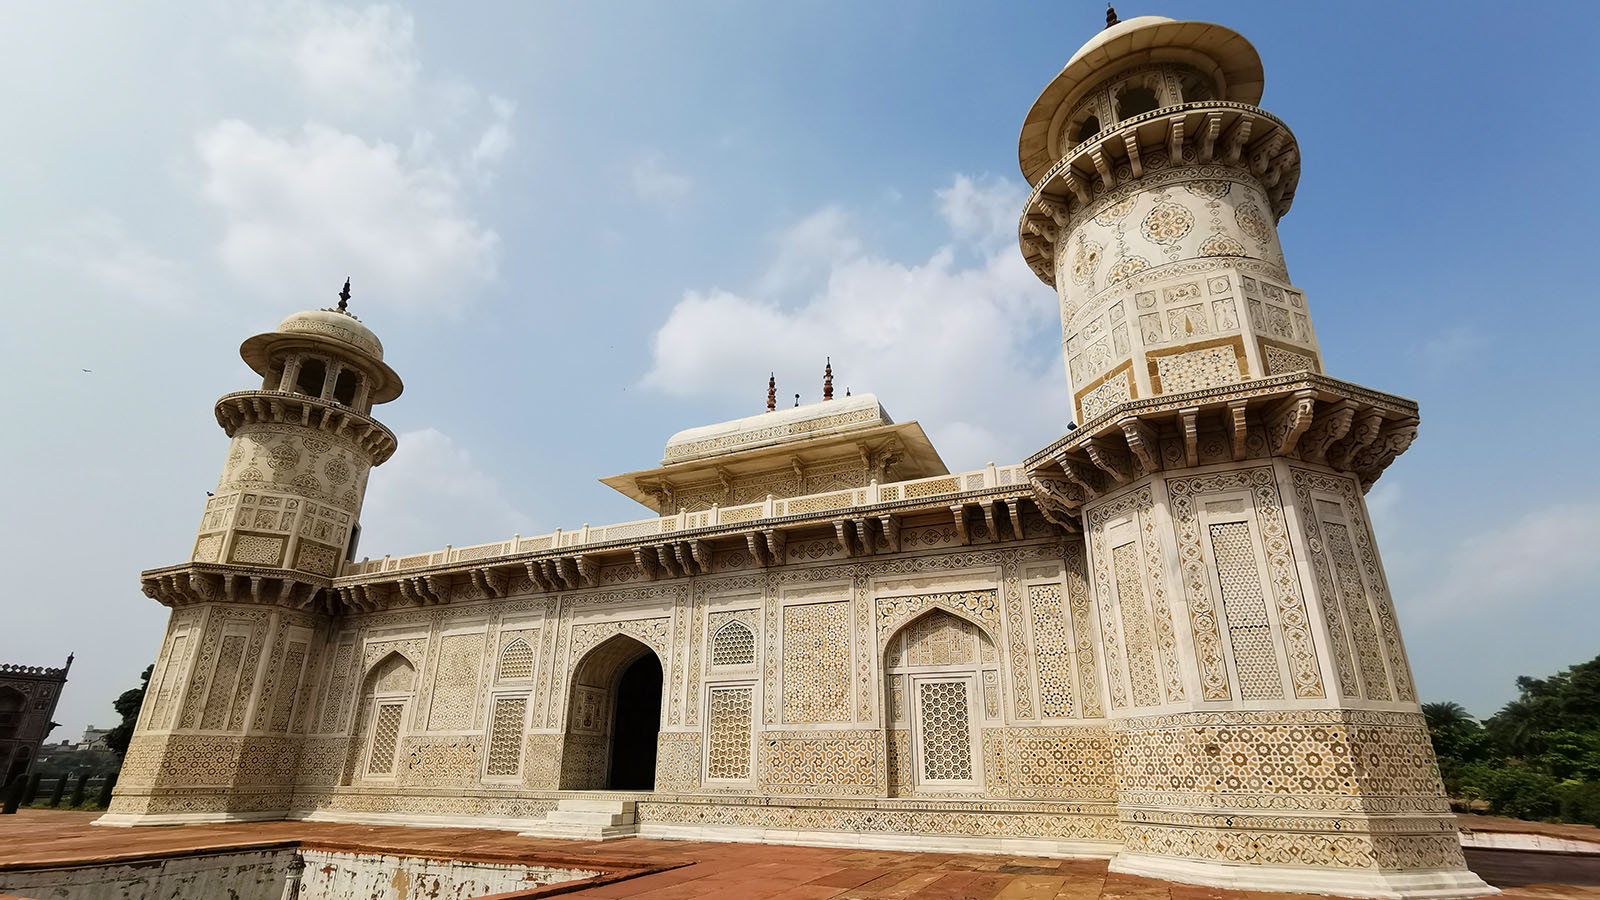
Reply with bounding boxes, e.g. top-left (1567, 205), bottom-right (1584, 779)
top-left (338, 277), bottom-right (352, 312)
top-left (766, 373), bottom-right (777, 413)
top-left (794, 393), bottom-right (800, 408)
top-left (823, 357), bottom-right (834, 401)
top-left (1106, 3), bottom-right (1119, 28)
